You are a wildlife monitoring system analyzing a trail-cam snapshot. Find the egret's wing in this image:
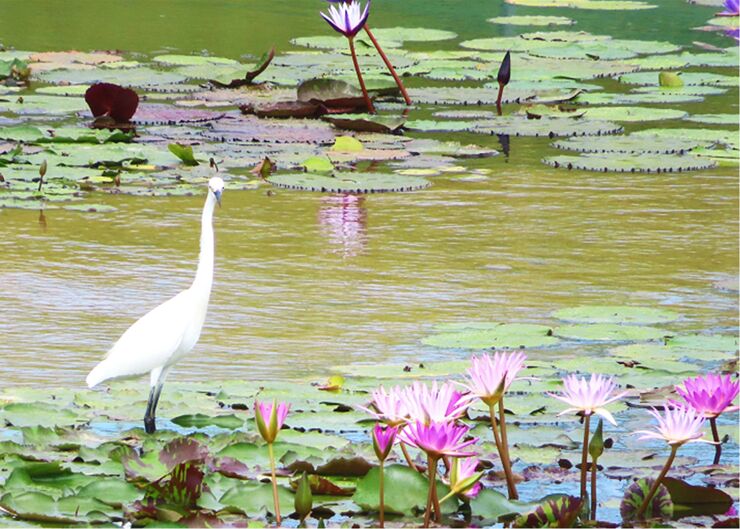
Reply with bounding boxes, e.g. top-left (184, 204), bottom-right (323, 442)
top-left (87, 290), bottom-right (193, 385)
